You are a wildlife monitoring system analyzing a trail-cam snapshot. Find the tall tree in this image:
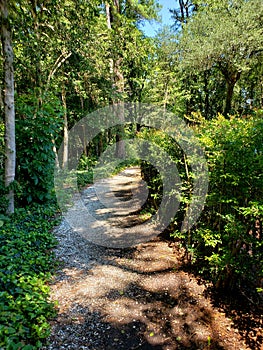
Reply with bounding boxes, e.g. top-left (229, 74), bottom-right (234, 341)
top-left (143, 27), bottom-right (182, 112)
top-left (179, 0), bottom-right (263, 115)
top-left (0, 0), bottom-right (16, 214)
top-left (105, 0), bottom-right (126, 158)
top-left (105, 0), bottom-right (159, 158)
top-left (170, 0), bottom-right (198, 31)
